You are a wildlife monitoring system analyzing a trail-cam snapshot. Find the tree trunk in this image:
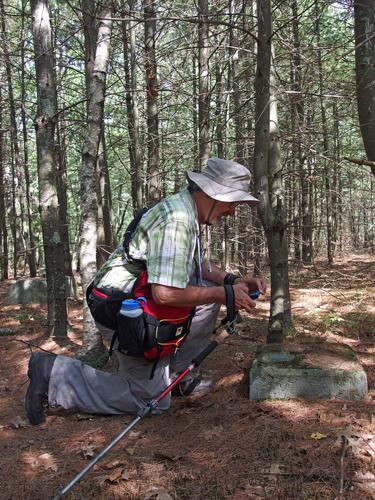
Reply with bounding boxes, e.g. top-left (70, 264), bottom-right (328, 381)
top-left (55, 41), bottom-right (74, 279)
top-left (193, 54), bottom-right (199, 166)
top-left (56, 108), bottom-right (74, 278)
top-left (123, 0), bottom-right (143, 214)
top-left (1, 0), bottom-right (25, 278)
top-left (79, 3), bottom-right (112, 353)
top-left (21, 0), bottom-right (38, 277)
top-left (253, 0), bottom-right (292, 343)
top-left (229, 0), bottom-right (242, 269)
top-left (31, 0), bottom-right (67, 337)
top-left (198, 0), bottom-right (211, 169)
top-left (82, 1), bottom-right (114, 268)
top-left (215, 52), bottom-right (225, 159)
top-left (96, 126), bottom-right (115, 266)
top-left (332, 101), bottom-right (340, 255)
top-left (289, 6), bottom-right (300, 262)
top-left (144, 0), bottom-right (161, 201)
top-left (354, 0), bottom-right (375, 177)
top-left (315, 4), bottom-right (333, 264)
top-left (0, 81), bottom-right (8, 280)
